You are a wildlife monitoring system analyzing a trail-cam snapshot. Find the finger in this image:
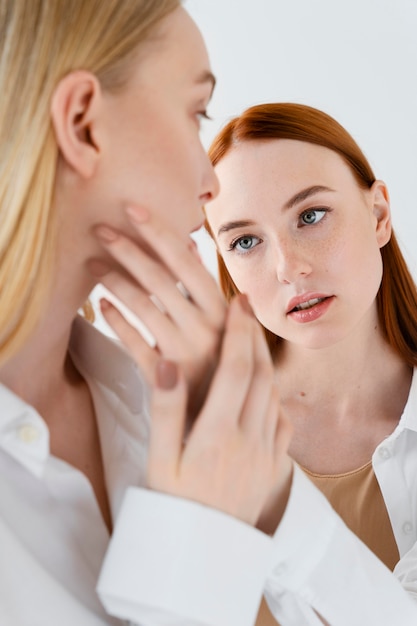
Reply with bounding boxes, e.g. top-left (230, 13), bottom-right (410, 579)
top-left (273, 409), bottom-right (293, 464)
top-left (97, 228), bottom-right (222, 338)
top-left (190, 294), bottom-right (254, 435)
top-left (148, 360), bottom-right (187, 489)
top-left (96, 225), bottom-right (185, 305)
top-left (100, 270), bottom-right (178, 342)
top-left (100, 298), bottom-right (159, 384)
top-left (263, 385), bottom-right (282, 449)
top-left (238, 314), bottom-right (276, 436)
top-left (125, 207), bottom-right (226, 324)
top-left (100, 271), bottom-right (219, 368)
